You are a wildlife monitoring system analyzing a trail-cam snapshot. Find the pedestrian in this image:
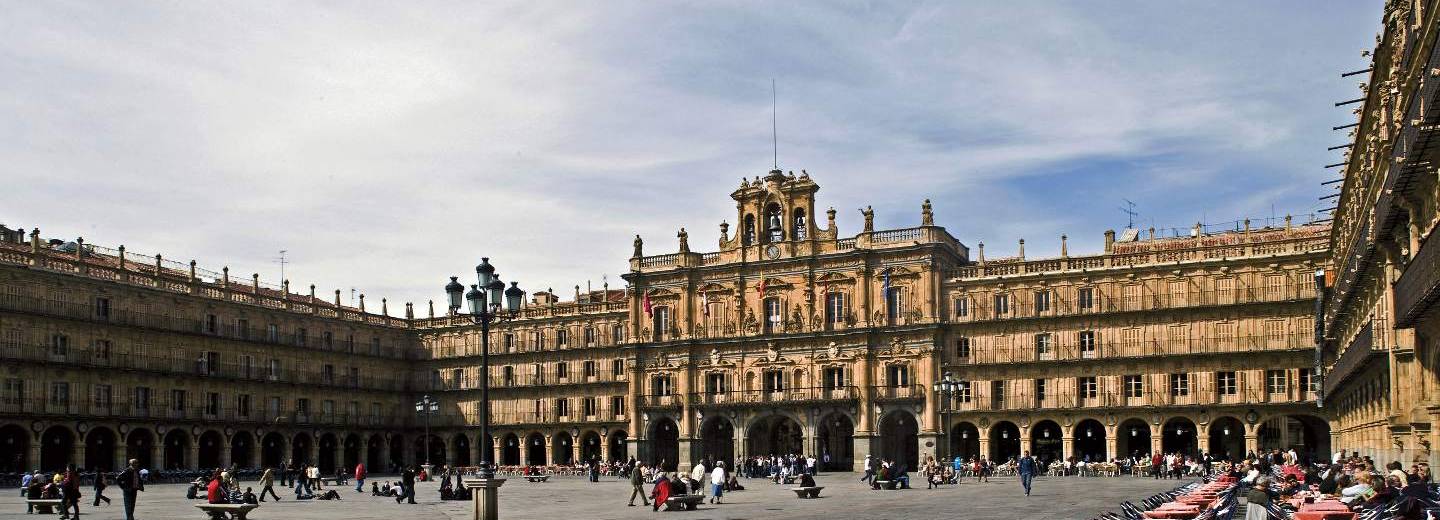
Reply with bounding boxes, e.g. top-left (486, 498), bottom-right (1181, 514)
top-left (259, 467), bottom-right (281, 502)
top-left (21, 470), bottom-right (33, 497)
top-left (1018, 450), bottom-right (1037, 497)
top-left (628, 462), bottom-right (650, 507)
top-left (709, 462), bottom-right (726, 504)
top-left (116, 459), bottom-right (143, 520)
top-left (396, 466), bottom-right (417, 504)
top-left (59, 464), bottom-right (81, 520)
top-left (860, 454), bottom-right (875, 483)
top-left (354, 462), bottom-right (367, 493)
top-left (92, 469), bottom-right (111, 506)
